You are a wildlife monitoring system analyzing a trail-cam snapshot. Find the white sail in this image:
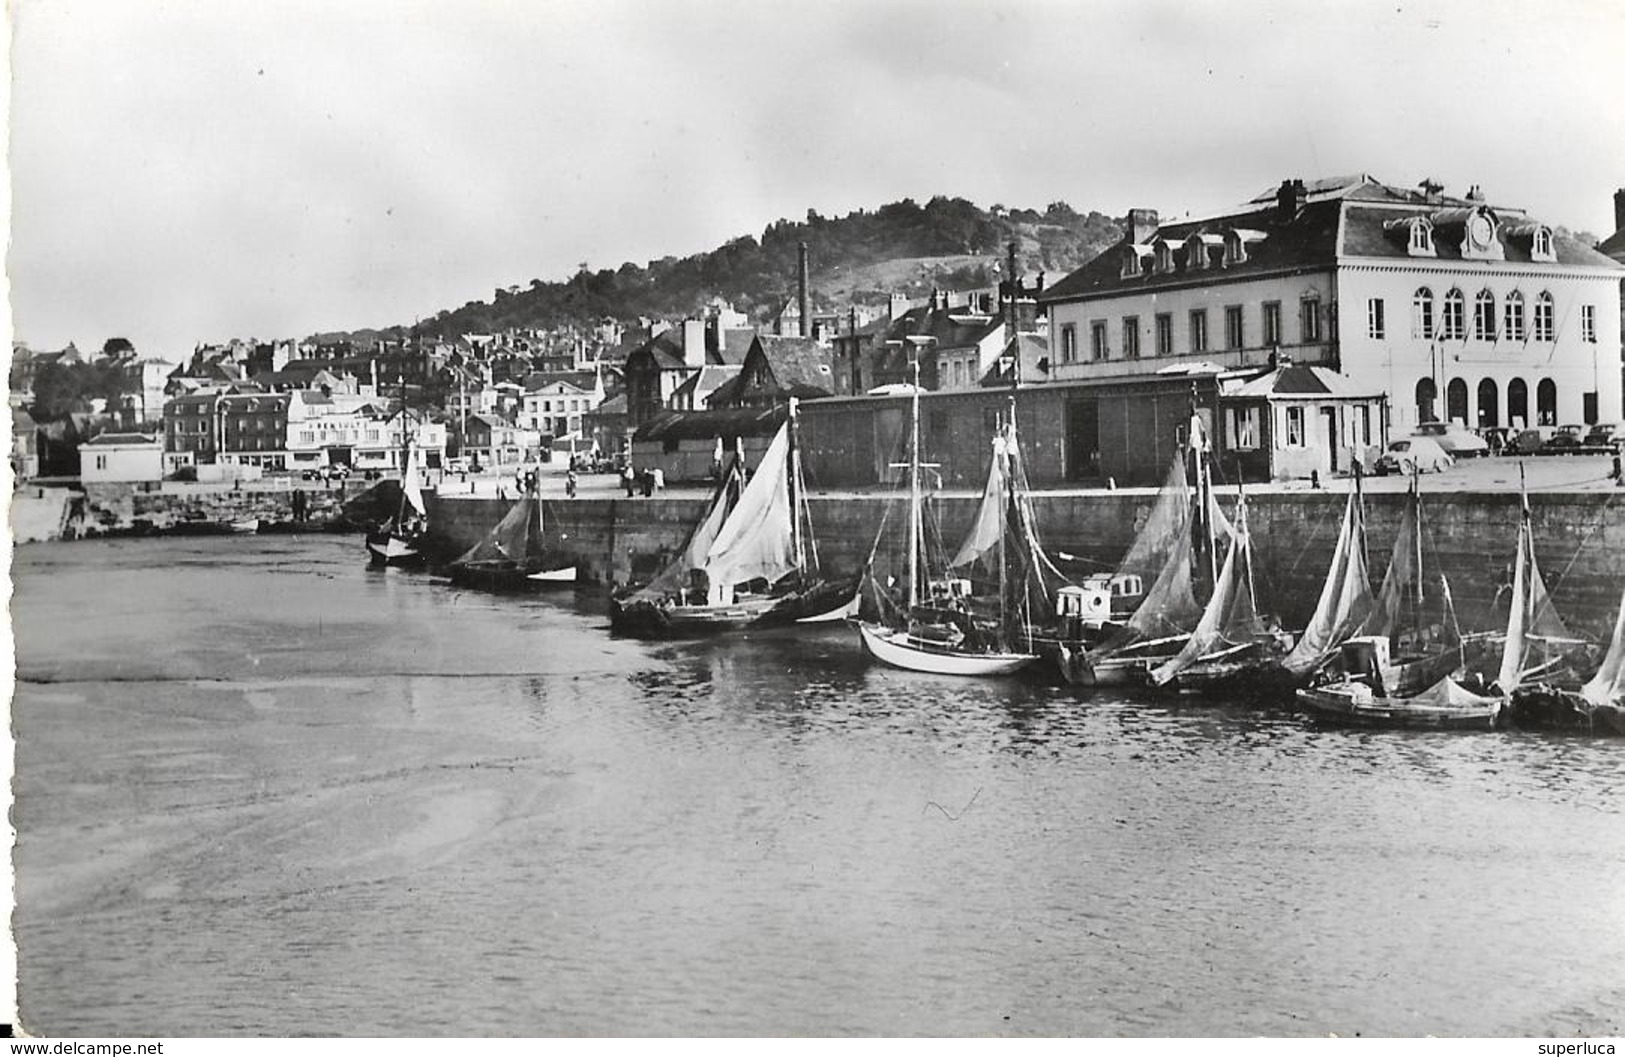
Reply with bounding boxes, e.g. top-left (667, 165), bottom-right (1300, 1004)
top-left (1581, 584), bottom-right (1625, 708)
top-left (1151, 524), bottom-right (1246, 685)
top-left (400, 441), bottom-right (426, 517)
top-left (1281, 485), bottom-right (1374, 675)
top-left (950, 431), bottom-right (1010, 570)
top-left (1495, 493), bottom-right (1570, 693)
top-left (703, 422), bottom-right (797, 589)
